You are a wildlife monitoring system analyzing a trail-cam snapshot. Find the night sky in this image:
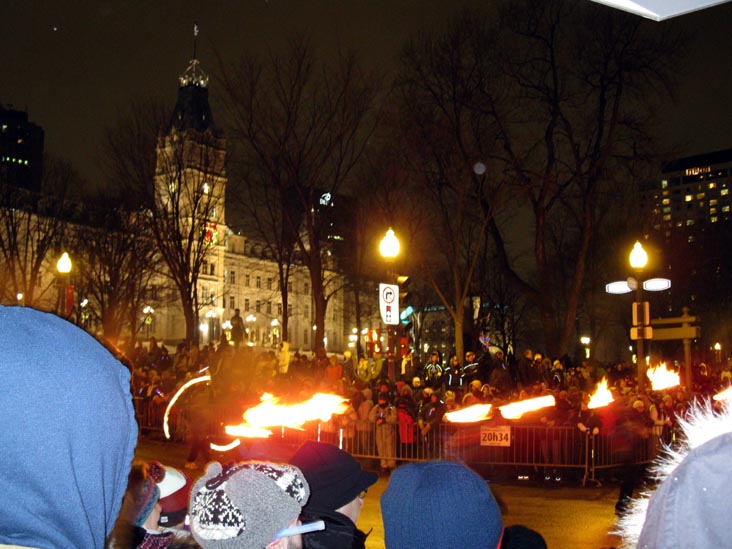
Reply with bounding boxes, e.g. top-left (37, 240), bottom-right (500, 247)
top-left (2, 0), bottom-right (732, 187)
